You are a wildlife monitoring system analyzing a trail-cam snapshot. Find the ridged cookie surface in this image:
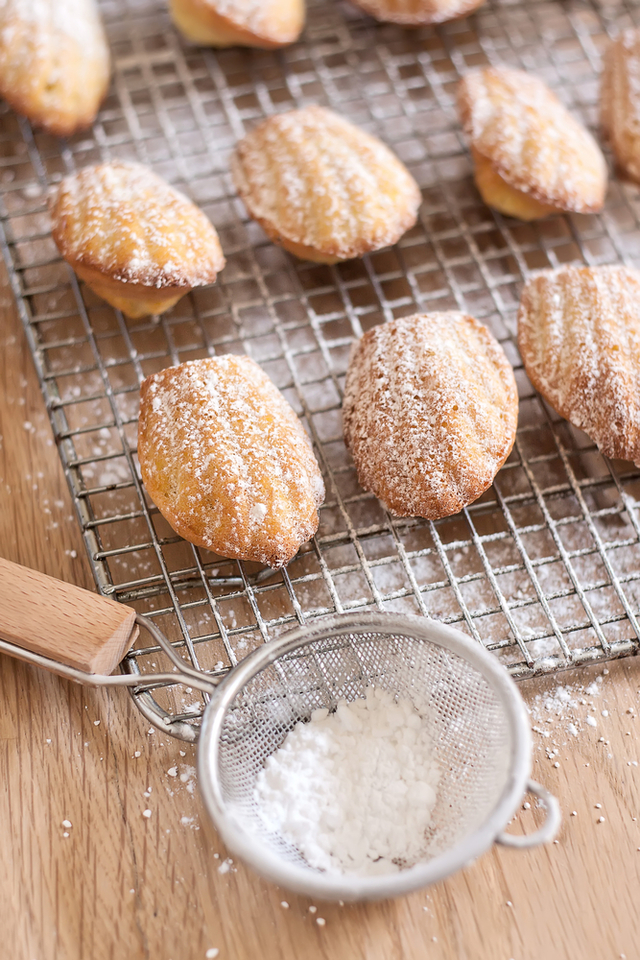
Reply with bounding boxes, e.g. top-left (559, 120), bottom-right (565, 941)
top-left (342, 313), bottom-right (518, 519)
top-left (138, 356), bottom-right (325, 568)
top-left (51, 161), bottom-right (225, 318)
top-left (169, 0), bottom-right (304, 48)
top-left (518, 265), bottom-right (640, 466)
top-left (458, 67), bottom-right (607, 216)
top-left (0, 0), bottom-right (110, 137)
top-left (231, 106), bottom-right (421, 263)
top-left (601, 30), bottom-right (640, 183)
top-left (350, 0), bottom-right (485, 25)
